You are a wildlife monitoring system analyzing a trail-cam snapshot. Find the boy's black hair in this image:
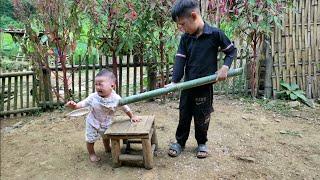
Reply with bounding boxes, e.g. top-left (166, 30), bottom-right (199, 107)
top-left (171, 0), bottom-right (199, 22)
top-left (96, 68), bottom-right (116, 83)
